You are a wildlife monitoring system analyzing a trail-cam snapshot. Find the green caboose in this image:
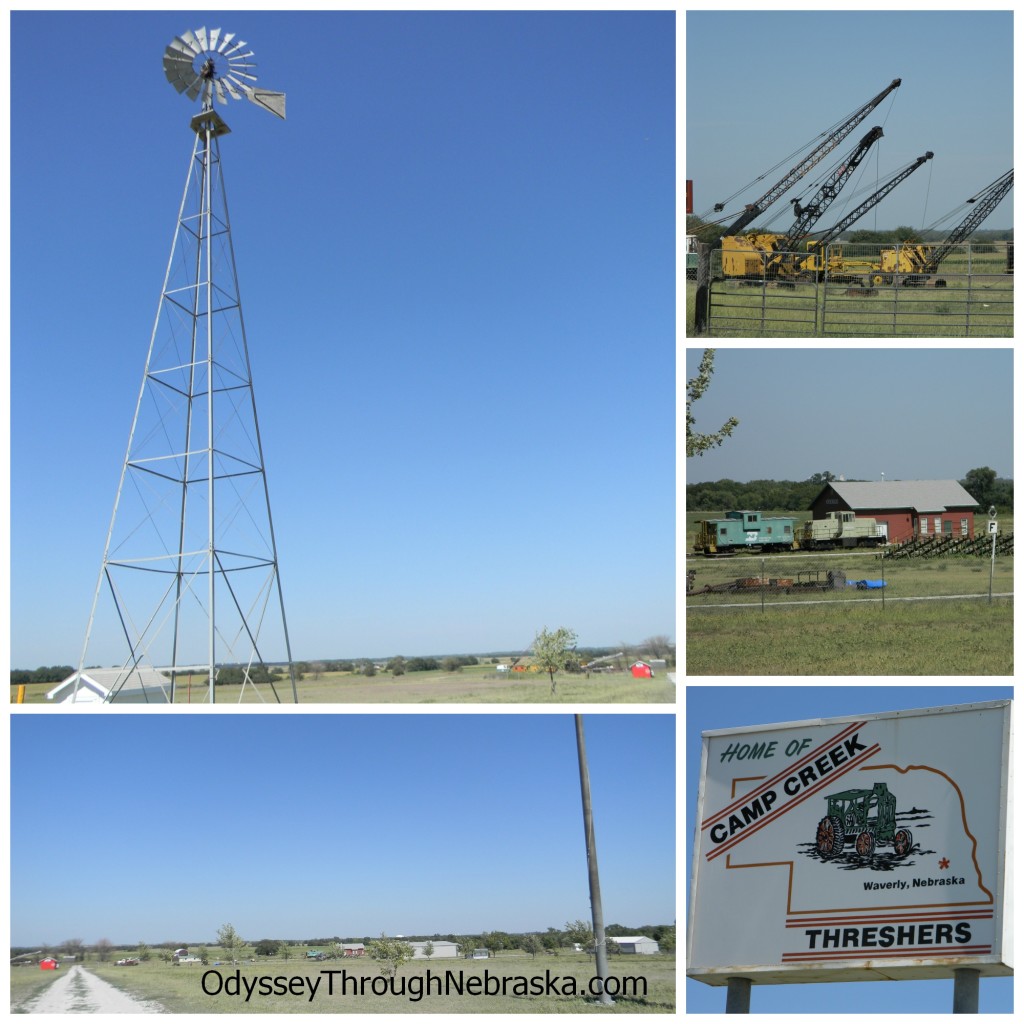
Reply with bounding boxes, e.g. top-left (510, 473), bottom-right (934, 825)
top-left (693, 510), bottom-right (799, 554)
